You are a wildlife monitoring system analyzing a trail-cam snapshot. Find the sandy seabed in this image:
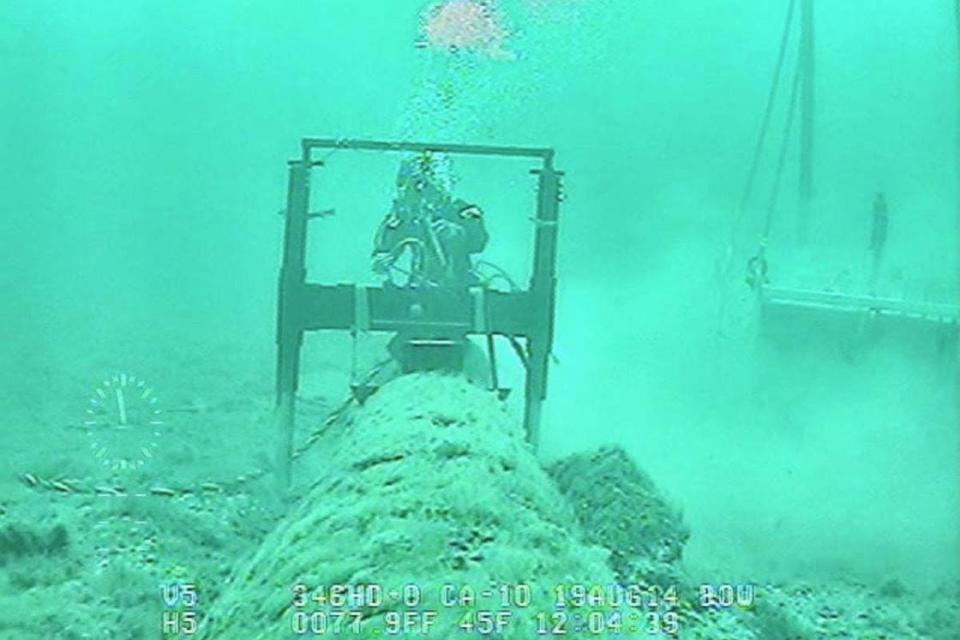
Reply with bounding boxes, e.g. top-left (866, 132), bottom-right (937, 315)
top-left (0, 336), bottom-right (956, 639)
